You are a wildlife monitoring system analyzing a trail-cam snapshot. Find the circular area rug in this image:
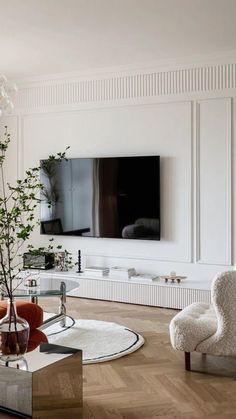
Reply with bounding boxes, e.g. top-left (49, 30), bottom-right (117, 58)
top-left (43, 315), bottom-right (145, 364)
